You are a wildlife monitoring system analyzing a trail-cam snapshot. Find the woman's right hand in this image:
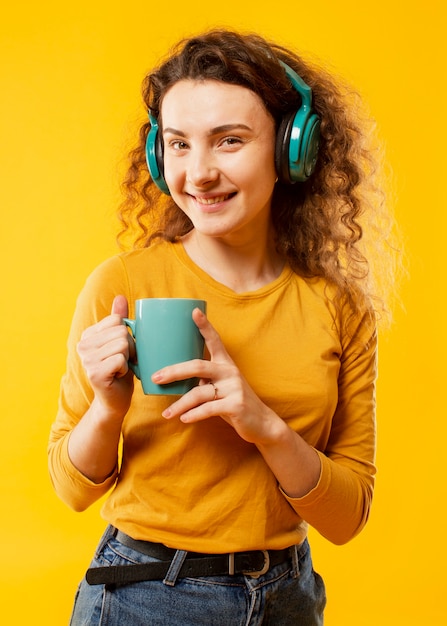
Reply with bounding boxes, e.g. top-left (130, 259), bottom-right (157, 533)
top-left (77, 295), bottom-right (135, 423)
